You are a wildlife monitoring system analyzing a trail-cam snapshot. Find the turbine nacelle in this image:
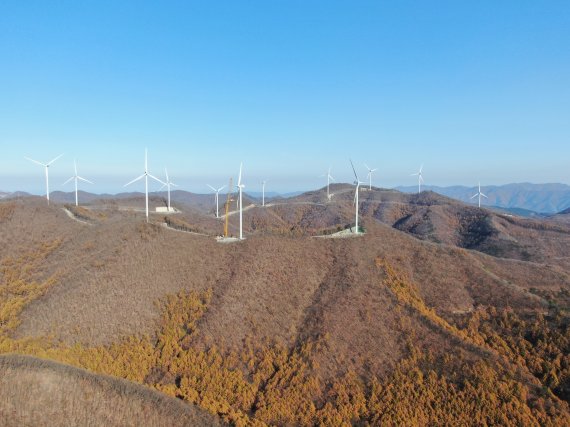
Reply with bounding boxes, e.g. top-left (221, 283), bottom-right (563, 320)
top-left (124, 149), bottom-right (163, 221)
top-left (62, 159), bottom-right (93, 206)
top-left (471, 182), bottom-right (488, 208)
top-left (25, 153), bottom-right (64, 204)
